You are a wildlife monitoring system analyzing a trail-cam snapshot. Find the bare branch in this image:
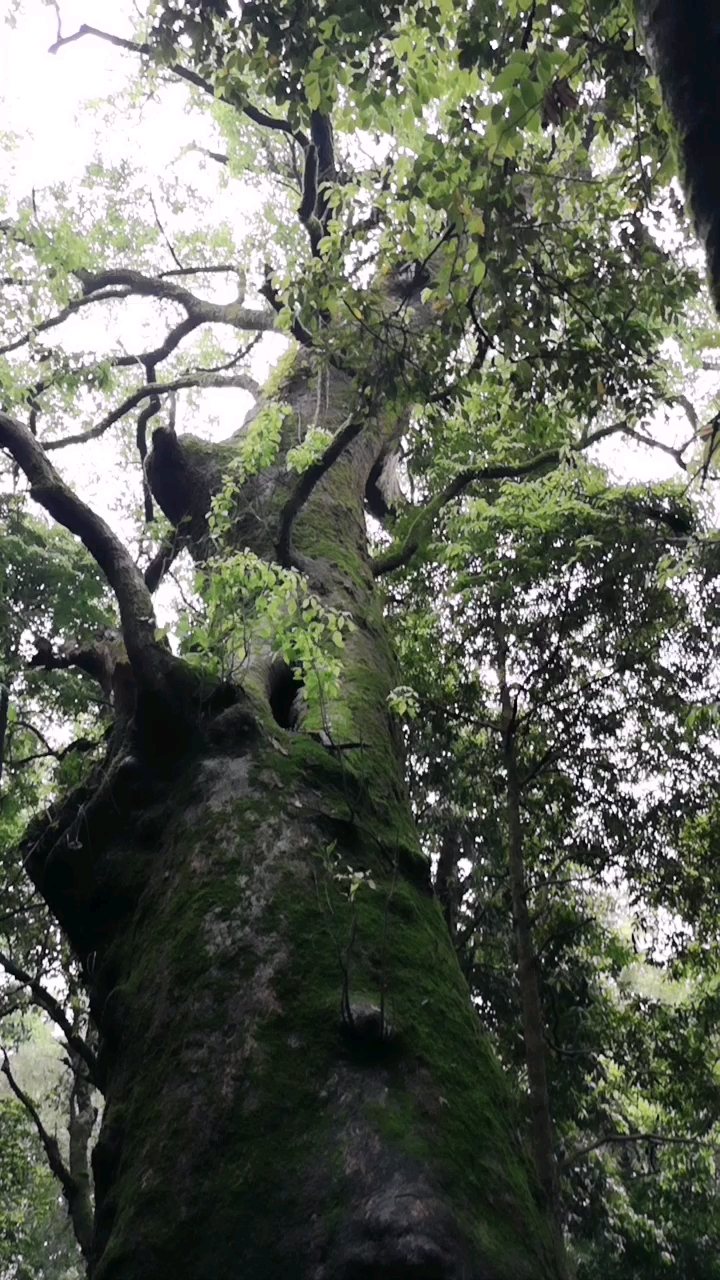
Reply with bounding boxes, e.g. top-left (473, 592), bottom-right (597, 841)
top-left (144, 530), bottom-right (186, 593)
top-left (621, 425), bottom-right (690, 470)
top-left (41, 371), bottom-right (259, 452)
top-left (0, 287), bottom-right (134, 356)
top-left (674, 393), bottom-right (698, 433)
top-left (562, 1131), bottom-right (720, 1167)
top-left (0, 949), bottom-right (99, 1086)
top-left (148, 191), bottom-right (184, 272)
top-left (49, 24), bottom-right (309, 145)
top-left (75, 267), bottom-right (275, 332)
top-left (157, 264), bottom-right (238, 279)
